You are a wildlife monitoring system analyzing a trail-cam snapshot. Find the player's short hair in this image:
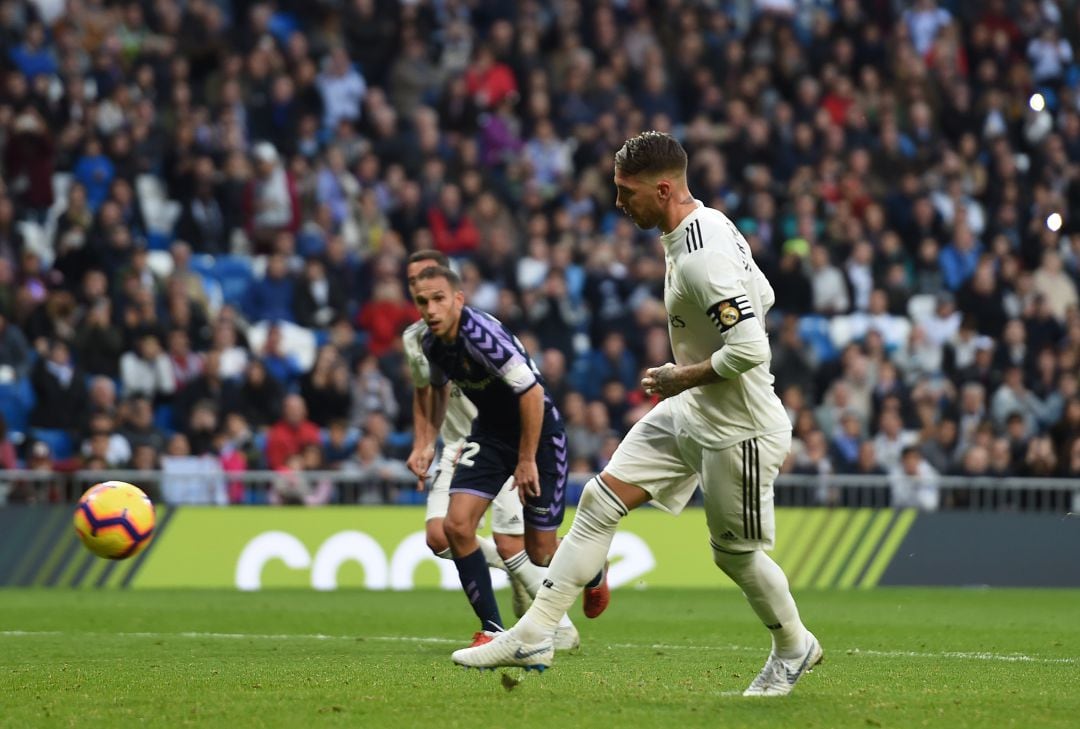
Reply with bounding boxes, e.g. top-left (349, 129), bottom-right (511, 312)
top-left (415, 265), bottom-right (461, 291)
top-left (408, 249), bottom-right (450, 268)
top-left (614, 131), bottom-right (688, 177)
